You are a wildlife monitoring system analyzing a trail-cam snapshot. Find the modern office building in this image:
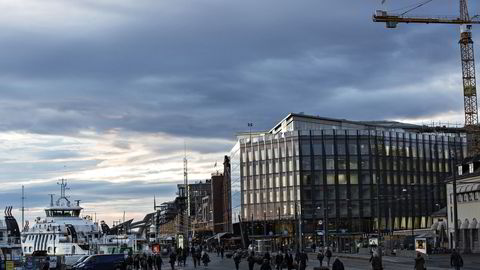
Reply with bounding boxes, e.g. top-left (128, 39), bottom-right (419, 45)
top-left (229, 113), bottom-right (467, 250)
